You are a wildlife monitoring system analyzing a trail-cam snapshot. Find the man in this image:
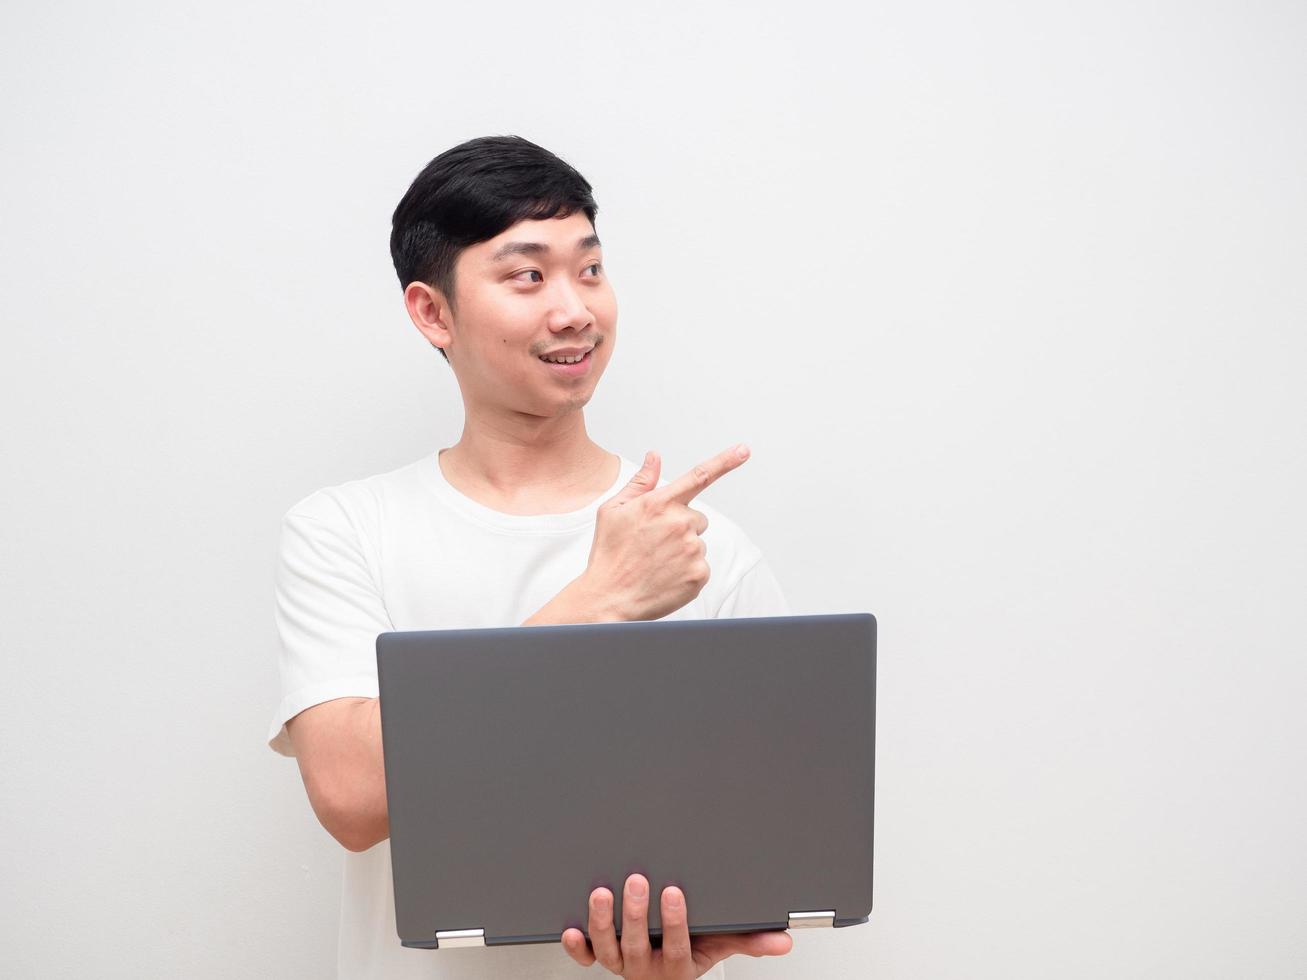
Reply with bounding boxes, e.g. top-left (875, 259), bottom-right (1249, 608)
top-left (268, 135), bottom-right (794, 979)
